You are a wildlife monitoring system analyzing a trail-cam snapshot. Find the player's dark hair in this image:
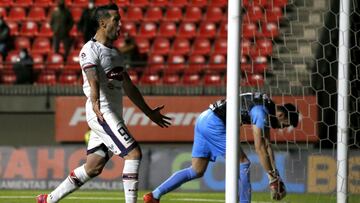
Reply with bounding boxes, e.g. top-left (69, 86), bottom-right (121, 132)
top-left (278, 103), bottom-right (299, 127)
top-left (94, 3), bottom-right (119, 29)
